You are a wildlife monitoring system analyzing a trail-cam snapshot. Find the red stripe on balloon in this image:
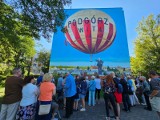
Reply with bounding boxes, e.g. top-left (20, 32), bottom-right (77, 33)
top-left (99, 33), bottom-right (116, 53)
top-left (64, 27), bottom-right (88, 53)
top-left (83, 20), bottom-right (92, 53)
top-left (93, 20), bottom-right (104, 53)
top-left (98, 23), bottom-right (114, 52)
top-left (71, 21), bottom-right (88, 52)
